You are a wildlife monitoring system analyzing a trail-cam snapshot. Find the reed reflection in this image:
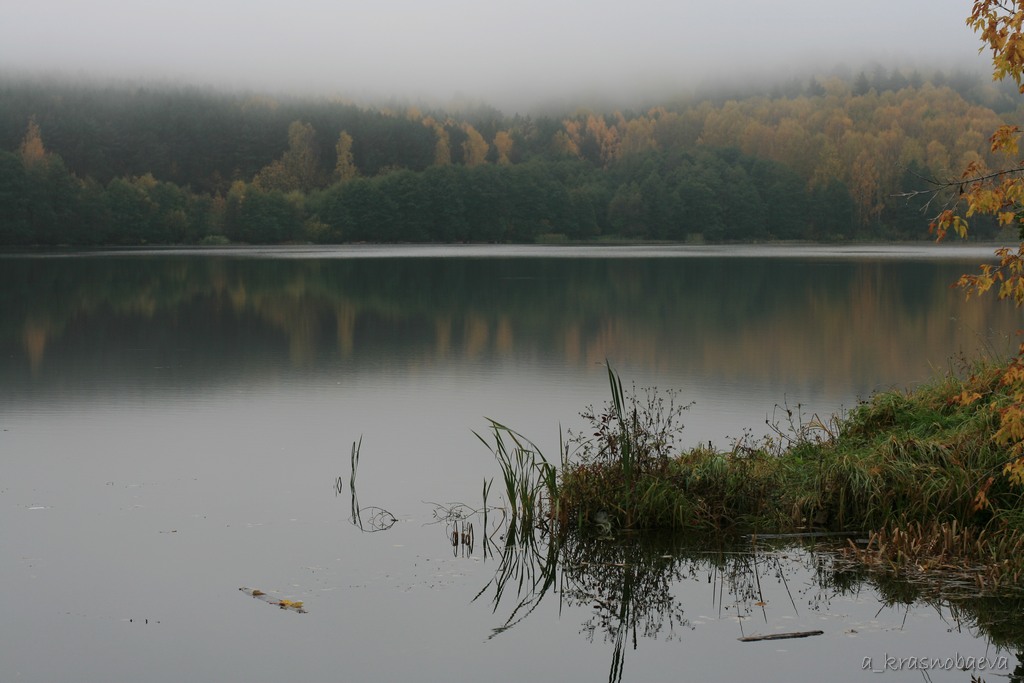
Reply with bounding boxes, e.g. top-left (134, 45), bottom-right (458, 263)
top-left (346, 437), bottom-right (397, 533)
top-left (475, 529), bottom-right (1024, 683)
